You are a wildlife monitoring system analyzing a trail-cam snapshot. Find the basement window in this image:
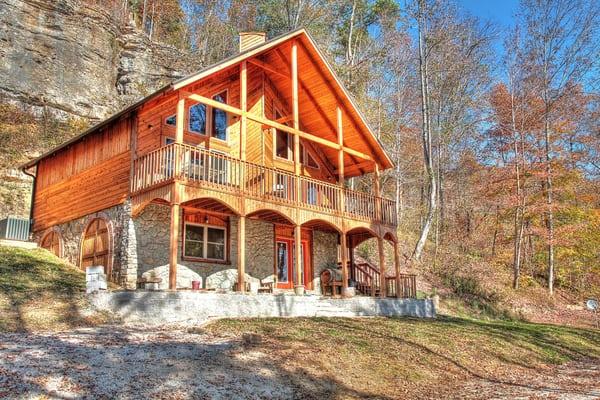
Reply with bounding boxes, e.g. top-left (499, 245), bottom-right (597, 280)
top-left (183, 223), bottom-right (226, 261)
